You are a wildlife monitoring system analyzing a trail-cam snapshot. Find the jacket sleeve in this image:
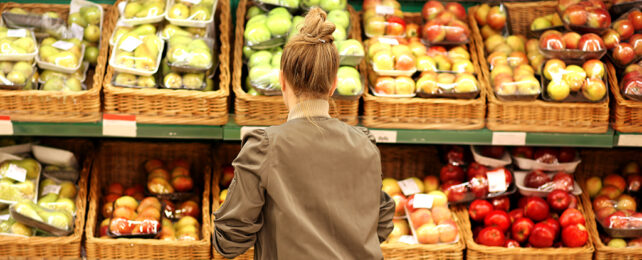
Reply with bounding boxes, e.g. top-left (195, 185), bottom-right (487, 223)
top-left (213, 129), bottom-right (269, 259)
top-left (377, 190), bottom-right (395, 243)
